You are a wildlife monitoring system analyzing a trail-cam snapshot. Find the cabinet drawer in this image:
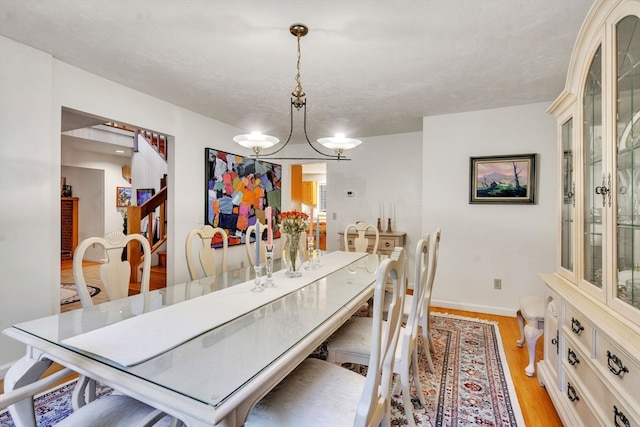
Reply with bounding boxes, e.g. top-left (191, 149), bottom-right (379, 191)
top-left (563, 305), bottom-right (592, 353)
top-left (564, 340), bottom-right (640, 426)
top-left (562, 372), bottom-right (601, 427)
top-left (594, 333), bottom-right (640, 401)
top-left (377, 237), bottom-right (397, 252)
